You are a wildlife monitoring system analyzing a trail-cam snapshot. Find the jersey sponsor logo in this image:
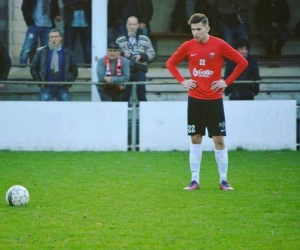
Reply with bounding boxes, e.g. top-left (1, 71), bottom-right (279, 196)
top-left (192, 68), bottom-right (214, 78)
top-left (191, 53), bottom-right (197, 57)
